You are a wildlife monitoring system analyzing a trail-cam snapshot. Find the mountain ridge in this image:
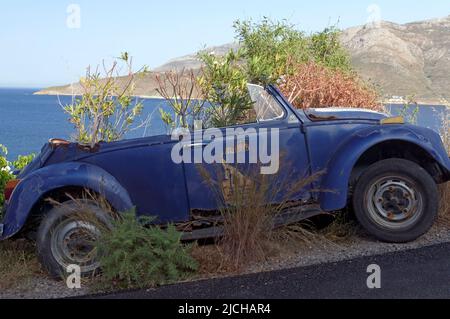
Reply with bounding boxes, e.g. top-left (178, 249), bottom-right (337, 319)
top-left (36, 16), bottom-right (450, 103)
